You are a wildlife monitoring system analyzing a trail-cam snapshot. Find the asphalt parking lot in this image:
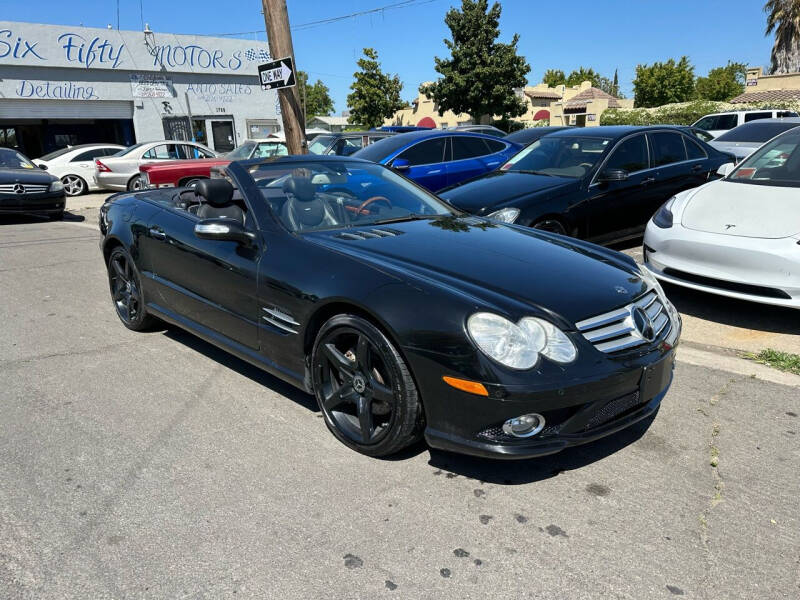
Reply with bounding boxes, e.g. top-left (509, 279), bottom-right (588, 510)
top-left (1, 196), bottom-right (799, 599)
